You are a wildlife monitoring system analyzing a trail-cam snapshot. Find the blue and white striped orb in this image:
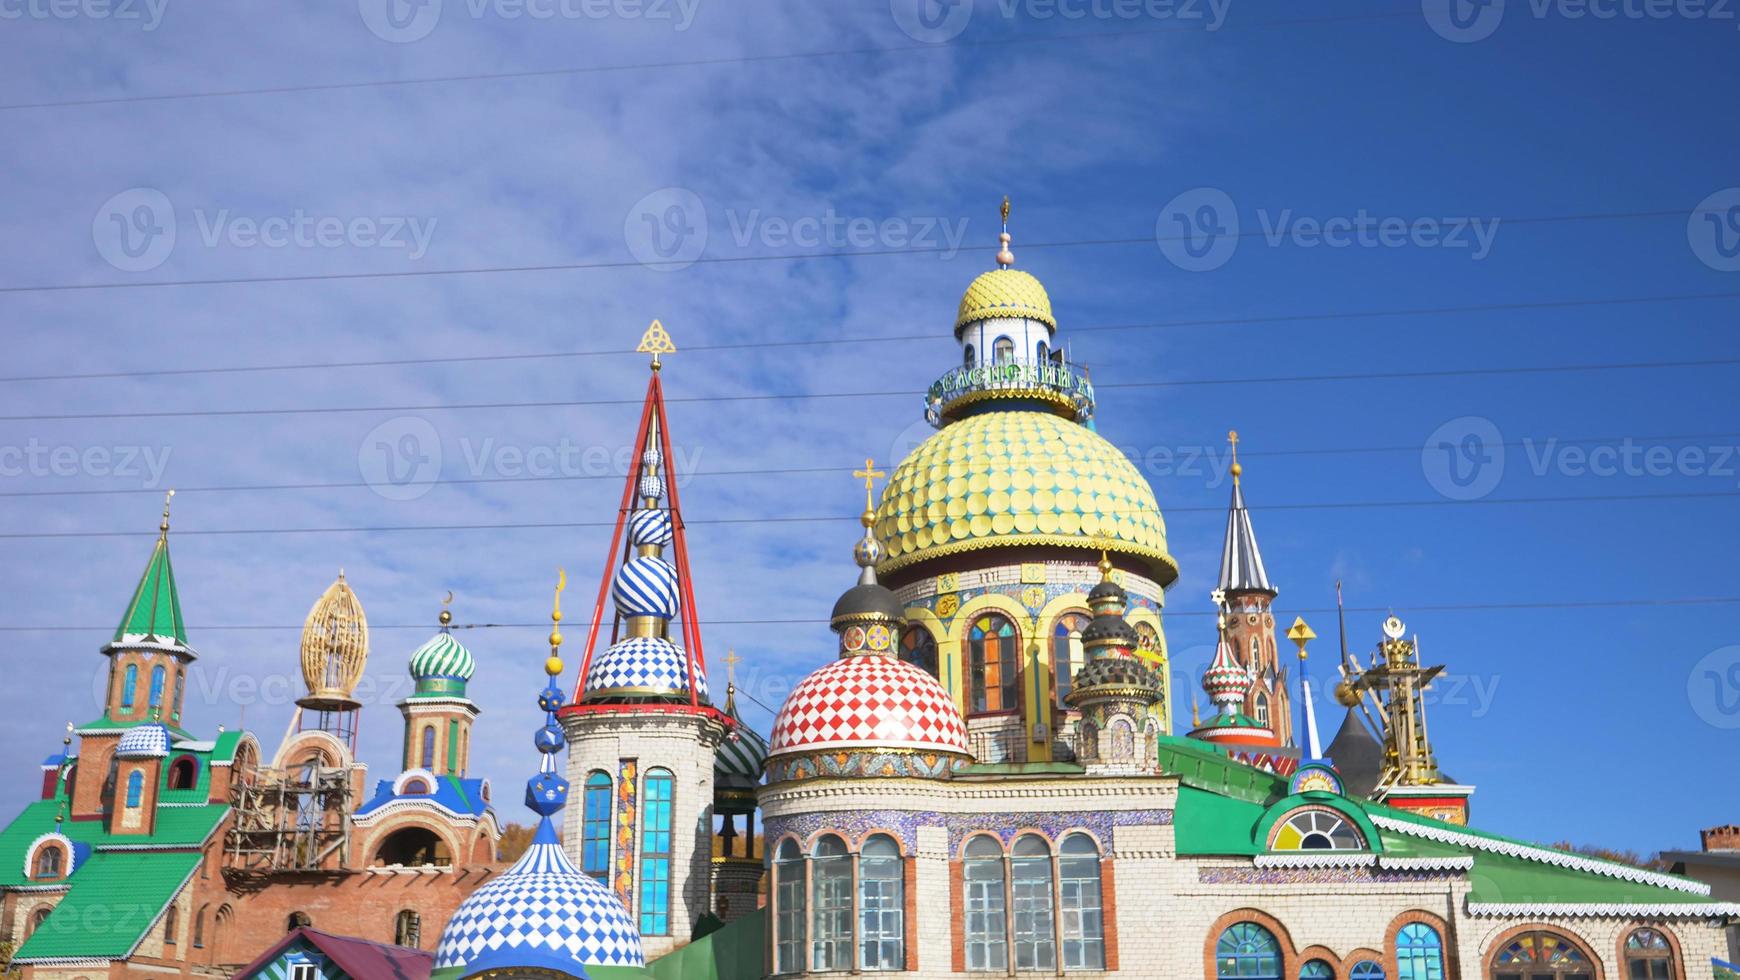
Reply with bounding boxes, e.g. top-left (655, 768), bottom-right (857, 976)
top-left (612, 555), bottom-right (679, 620)
top-left (435, 822), bottom-right (644, 972)
top-left (628, 508), bottom-right (674, 548)
top-left (583, 635), bottom-right (709, 701)
top-left (408, 631), bottom-right (476, 682)
top-left (638, 473), bottom-right (665, 501)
